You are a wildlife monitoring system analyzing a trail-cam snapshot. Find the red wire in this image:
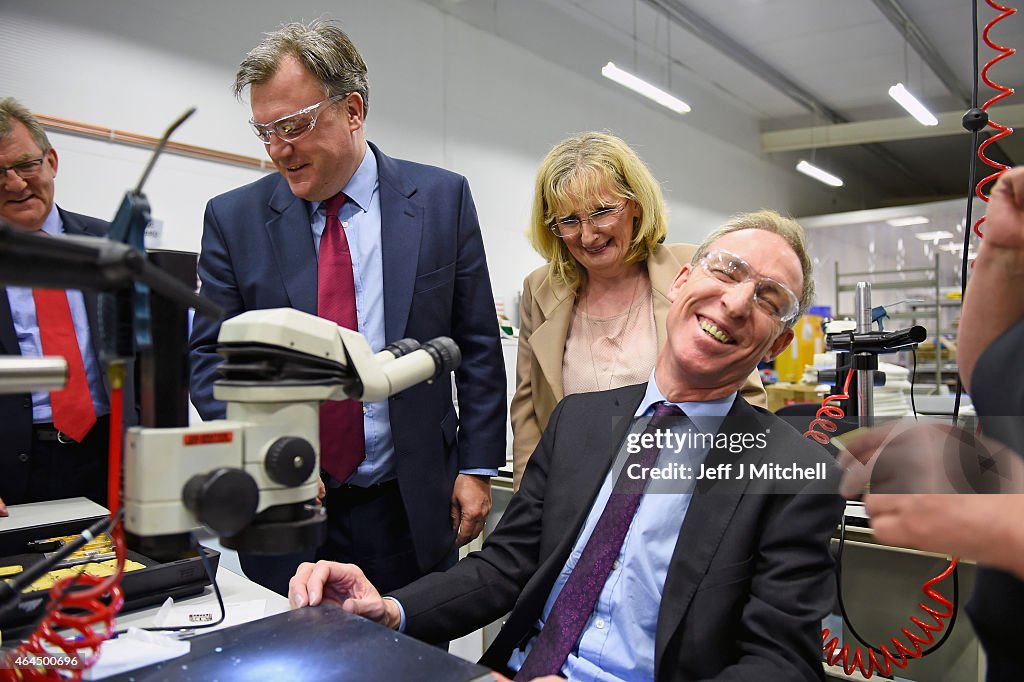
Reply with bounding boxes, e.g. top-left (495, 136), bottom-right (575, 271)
top-left (972, 0), bottom-right (1017, 240)
top-left (803, 369), bottom-right (854, 444)
top-left (3, 386), bottom-right (127, 681)
top-left (810, 7), bottom-right (1017, 673)
top-left (822, 559), bottom-right (959, 678)
top-left (803, 368), bottom-right (961, 678)
top-left (107, 376), bottom-right (122, 516)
